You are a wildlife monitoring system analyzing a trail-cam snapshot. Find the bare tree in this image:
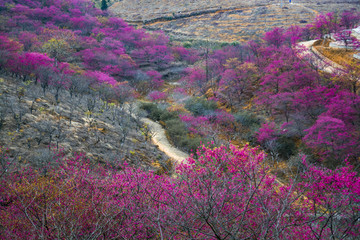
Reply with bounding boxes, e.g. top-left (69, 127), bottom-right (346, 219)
top-left (84, 90), bottom-right (97, 118)
top-left (54, 120), bottom-right (68, 150)
top-left (26, 83), bottom-right (42, 114)
top-left (68, 75), bottom-right (91, 99)
top-left (6, 95), bottom-right (27, 132)
top-left (114, 106), bottom-right (132, 145)
top-left (32, 120), bottom-right (56, 149)
top-left (0, 95), bottom-right (7, 130)
top-left (0, 147), bottom-right (16, 179)
top-left (50, 73), bottom-right (69, 104)
top-left (36, 66), bottom-right (53, 96)
top-left (30, 148), bottom-right (59, 175)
